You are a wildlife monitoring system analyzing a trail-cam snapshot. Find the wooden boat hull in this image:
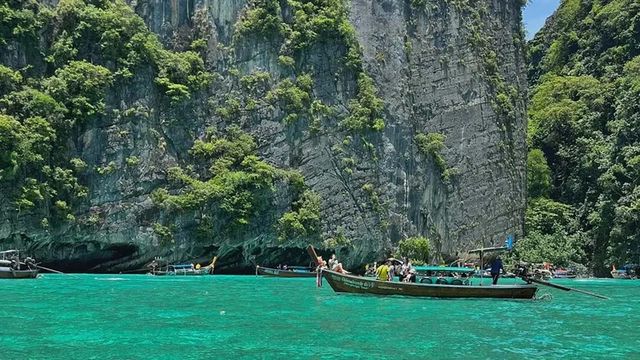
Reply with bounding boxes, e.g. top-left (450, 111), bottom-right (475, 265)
top-left (0, 268), bottom-right (39, 279)
top-left (257, 266), bottom-right (317, 278)
top-left (611, 272), bottom-right (636, 279)
top-left (322, 270), bottom-right (537, 299)
top-left (553, 274), bottom-right (577, 279)
top-left (151, 269), bottom-right (213, 276)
